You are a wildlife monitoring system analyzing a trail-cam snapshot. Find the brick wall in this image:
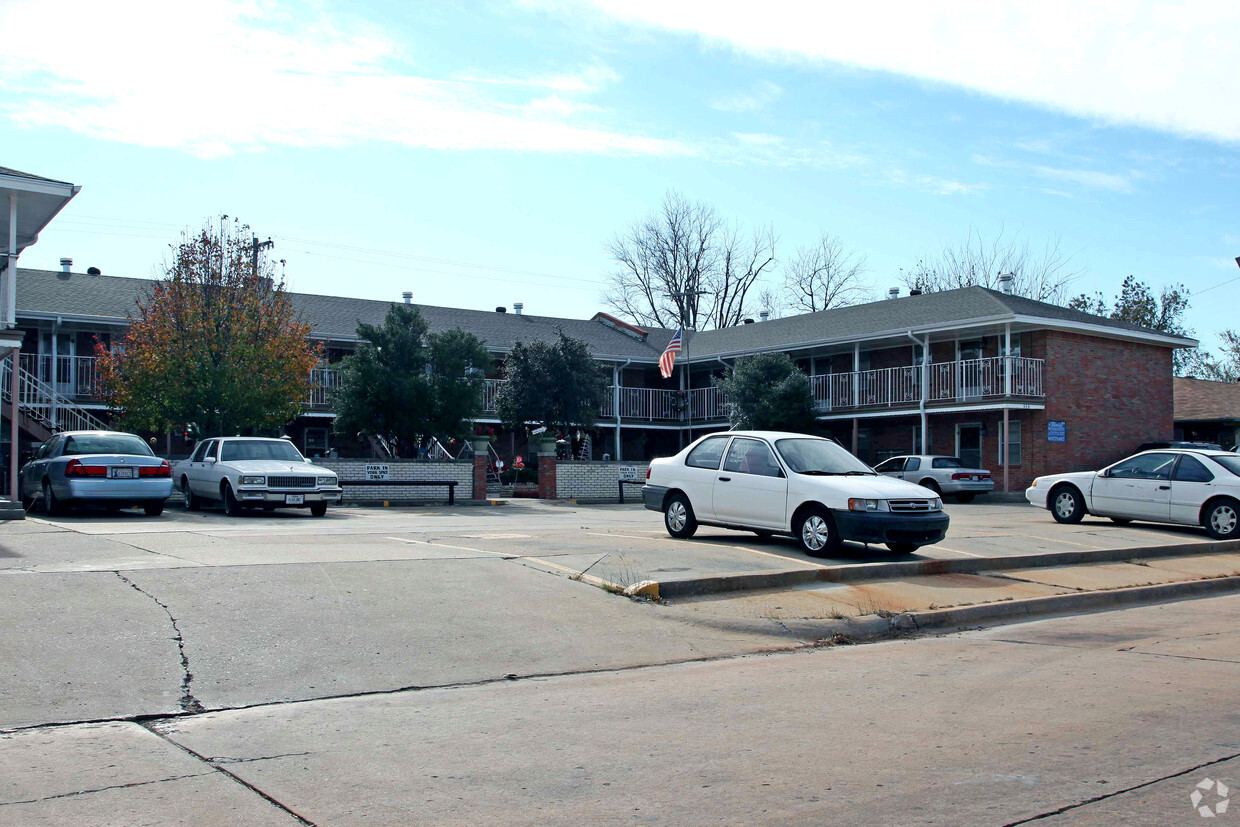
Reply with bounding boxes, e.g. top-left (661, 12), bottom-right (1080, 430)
top-left (555, 460), bottom-right (652, 500)
top-left (317, 459), bottom-right (473, 503)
